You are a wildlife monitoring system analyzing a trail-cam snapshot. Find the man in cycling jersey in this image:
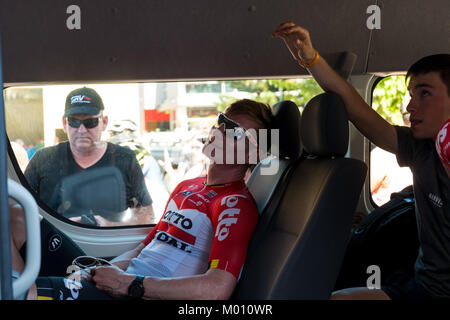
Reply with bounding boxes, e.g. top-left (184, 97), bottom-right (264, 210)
top-left (22, 98), bottom-right (274, 300)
